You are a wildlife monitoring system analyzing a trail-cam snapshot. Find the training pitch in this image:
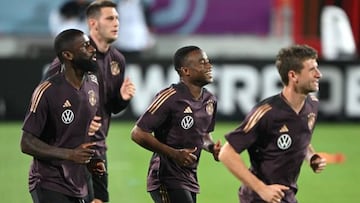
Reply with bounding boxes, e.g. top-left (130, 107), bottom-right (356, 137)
top-left (1, 121), bottom-right (358, 202)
